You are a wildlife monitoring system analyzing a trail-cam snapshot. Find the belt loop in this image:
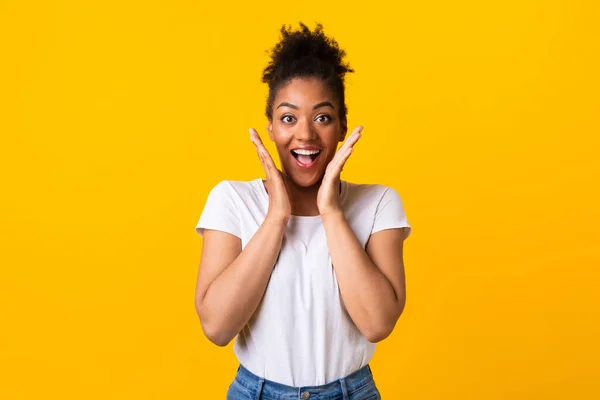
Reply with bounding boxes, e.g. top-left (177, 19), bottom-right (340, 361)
top-left (340, 377), bottom-right (349, 399)
top-left (255, 378), bottom-right (265, 400)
